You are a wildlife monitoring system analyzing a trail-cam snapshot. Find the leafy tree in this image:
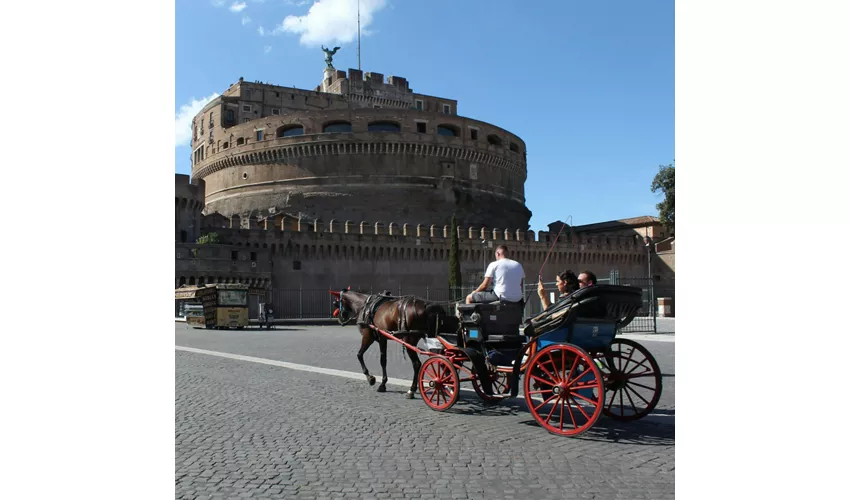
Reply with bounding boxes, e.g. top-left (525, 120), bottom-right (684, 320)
top-left (448, 214), bottom-right (462, 300)
top-left (651, 164), bottom-right (675, 232)
top-left (196, 232), bottom-right (222, 245)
